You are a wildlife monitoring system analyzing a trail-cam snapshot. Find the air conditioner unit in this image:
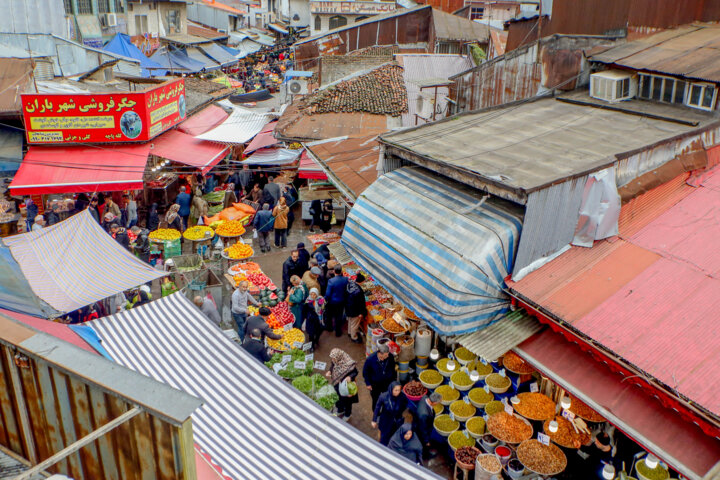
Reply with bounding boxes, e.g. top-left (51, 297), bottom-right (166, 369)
top-left (415, 93), bottom-right (434, 119)
top-left (105, 13), bottom-right (117, 27)
top-left (589, 70), bottom-right (636, 103)
top-left (287, 79), bottom-right (308, 95)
